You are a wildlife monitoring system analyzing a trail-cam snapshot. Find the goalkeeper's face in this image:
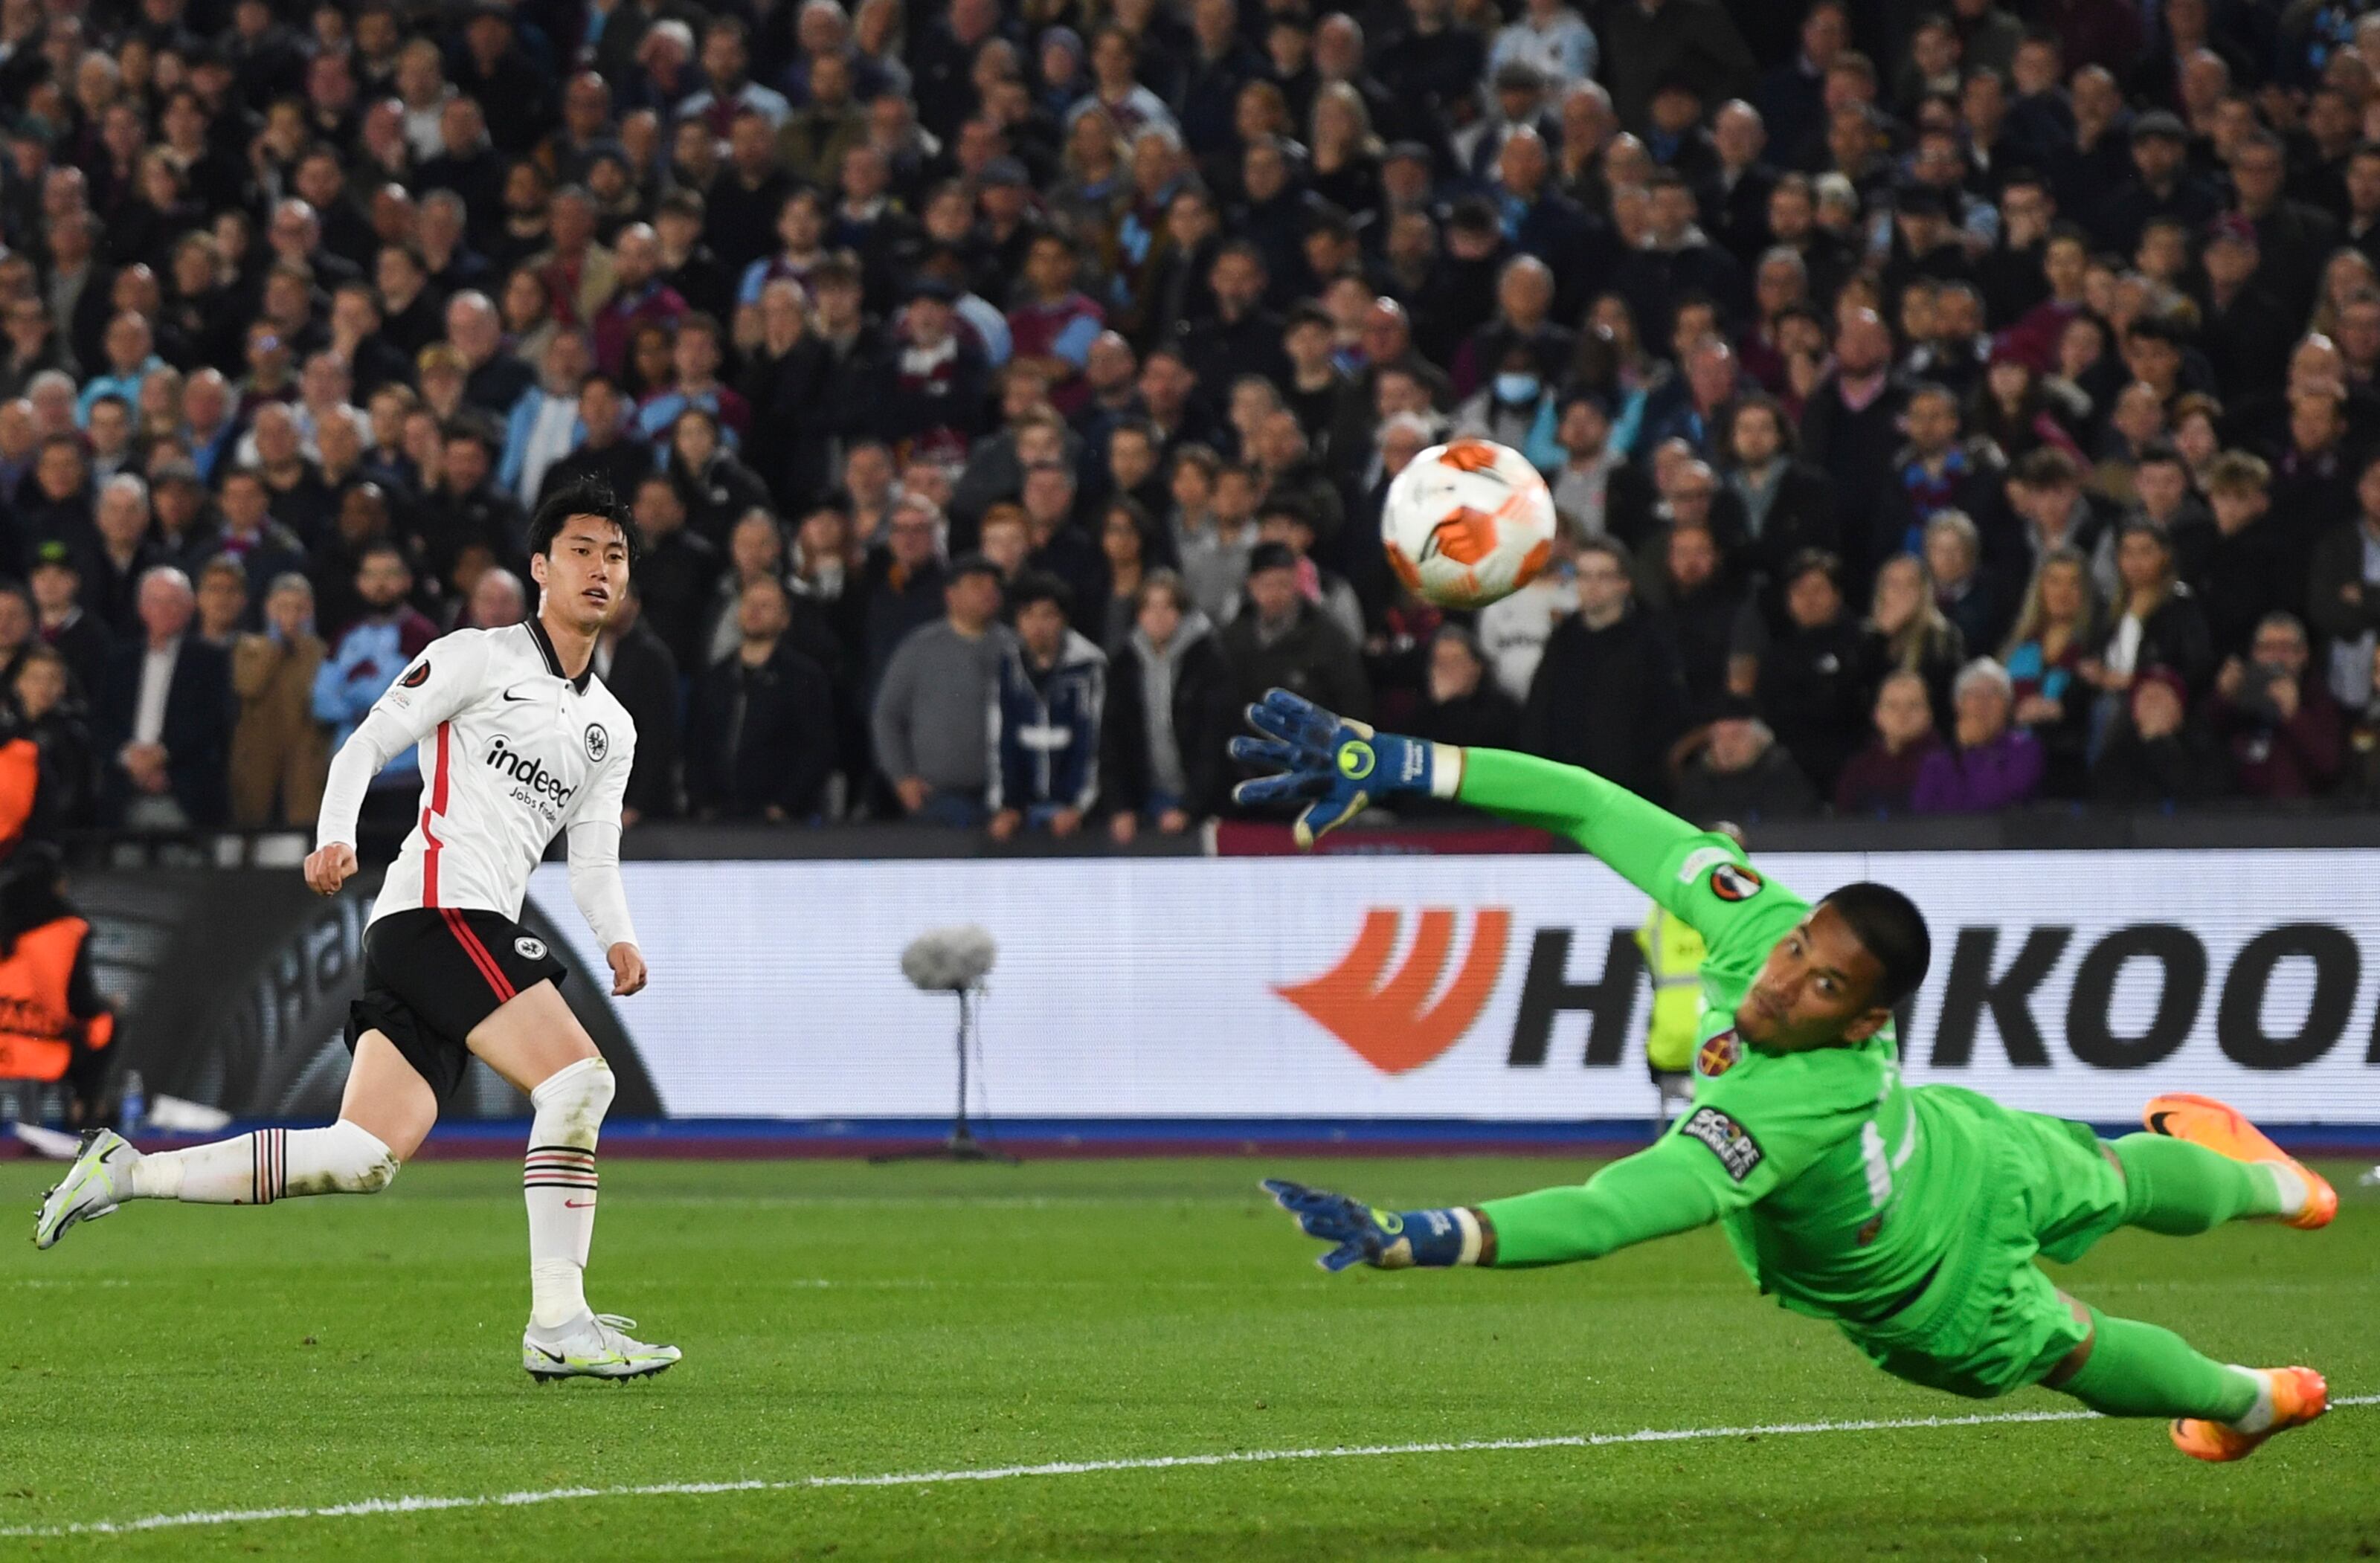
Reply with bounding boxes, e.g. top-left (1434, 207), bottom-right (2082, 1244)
top-left (1735, 908), bottom-right (1892, 1050)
